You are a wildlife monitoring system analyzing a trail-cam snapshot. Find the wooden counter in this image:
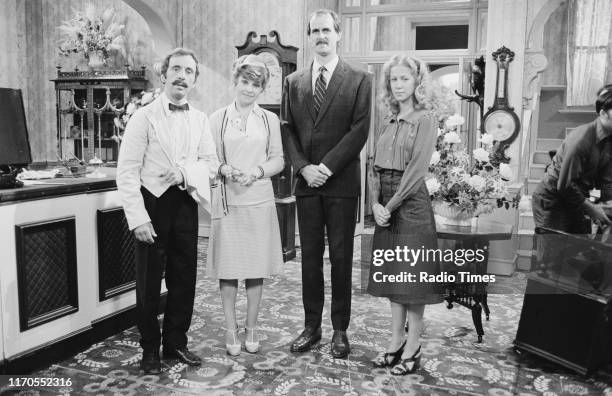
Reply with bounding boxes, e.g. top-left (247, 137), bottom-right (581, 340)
top-left (0, 173), bottom-right (116, 204)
